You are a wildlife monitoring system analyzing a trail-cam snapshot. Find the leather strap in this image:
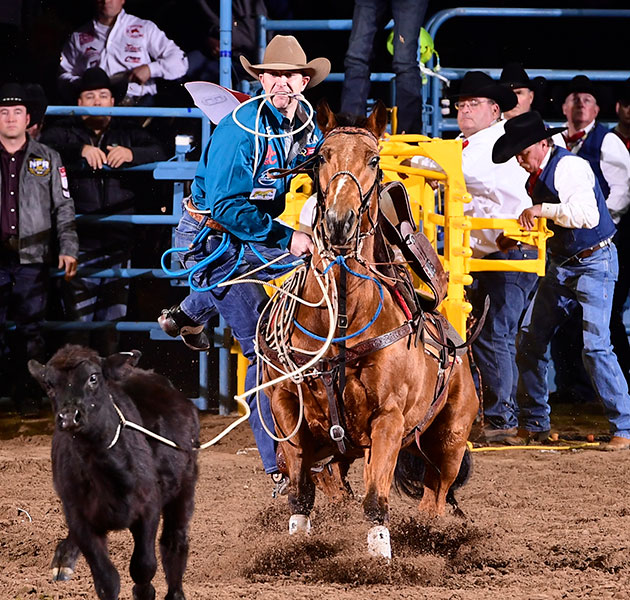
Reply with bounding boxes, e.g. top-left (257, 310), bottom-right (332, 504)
top-left (186, 199), bottom-right (229, 233)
